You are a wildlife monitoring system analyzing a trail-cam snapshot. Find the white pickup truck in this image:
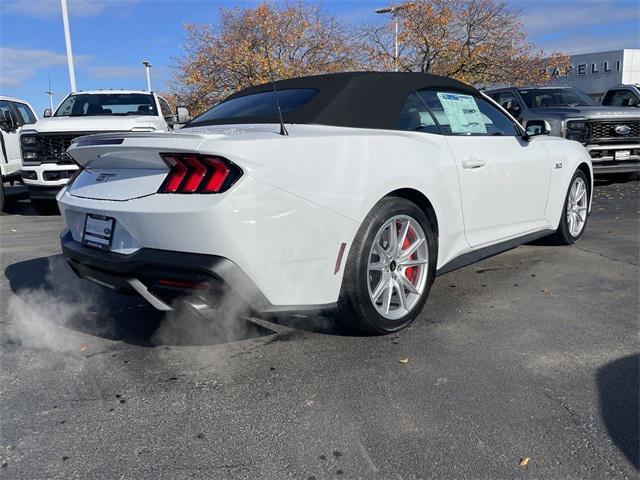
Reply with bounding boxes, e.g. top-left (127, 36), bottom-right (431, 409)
top-left (20, 90), bottom-right (189, 214)
top-left (0, 96), bottom-right (37, 212)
